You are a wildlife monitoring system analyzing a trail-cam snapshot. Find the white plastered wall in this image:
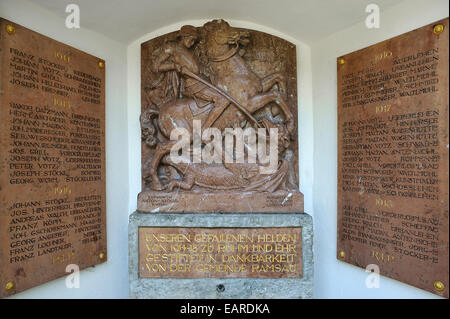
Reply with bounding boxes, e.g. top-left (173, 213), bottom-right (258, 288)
top-left (0, 0), bottom-right (448, 299)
